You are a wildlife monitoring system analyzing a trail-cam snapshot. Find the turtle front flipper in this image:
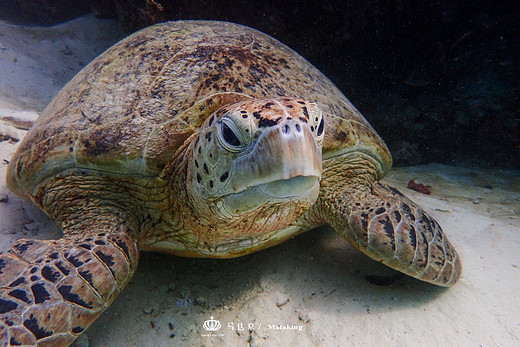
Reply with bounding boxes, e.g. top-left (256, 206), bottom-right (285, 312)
top-left (0, 218), bottom-right (139, 346)
top-left (322, 182), bottom-right (461, 287)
